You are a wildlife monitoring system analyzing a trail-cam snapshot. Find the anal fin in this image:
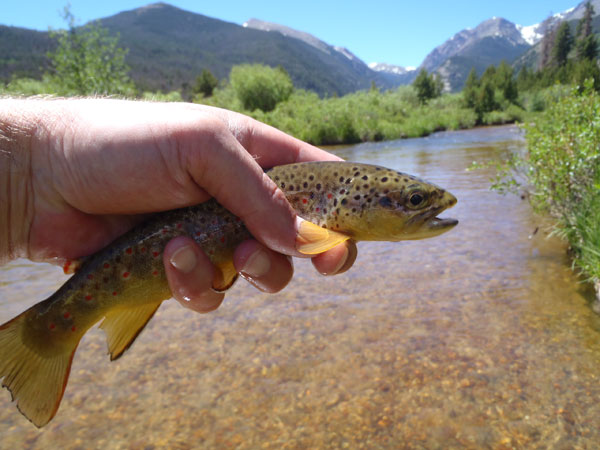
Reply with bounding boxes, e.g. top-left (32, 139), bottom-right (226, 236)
top-left (212, 259), bottom-right (239, 293)
top-left (100, 301), bottom-right (162, 361)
